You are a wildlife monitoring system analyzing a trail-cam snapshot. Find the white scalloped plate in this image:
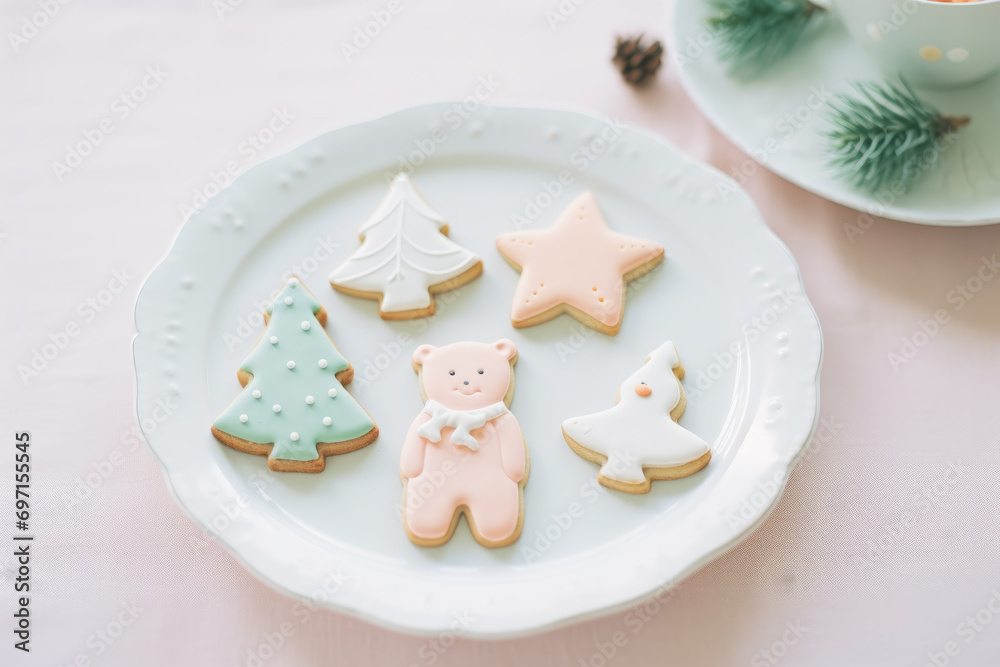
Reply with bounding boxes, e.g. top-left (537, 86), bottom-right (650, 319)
top-left (132, 104), bottom-right (822, 637)
top-left (668, 0), bottom-right (1000, 226)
